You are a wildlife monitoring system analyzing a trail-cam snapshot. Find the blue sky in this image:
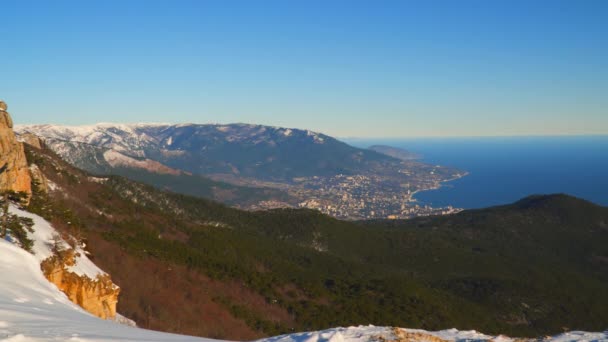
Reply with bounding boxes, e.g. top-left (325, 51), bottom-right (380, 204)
top-left (1, 0), bottom-right (607, 137)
